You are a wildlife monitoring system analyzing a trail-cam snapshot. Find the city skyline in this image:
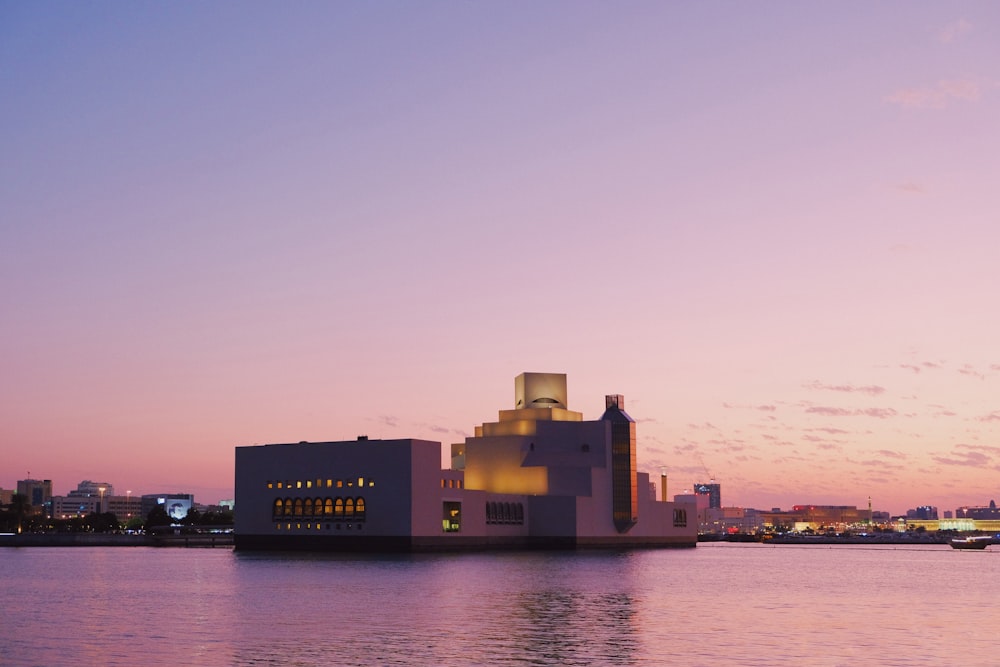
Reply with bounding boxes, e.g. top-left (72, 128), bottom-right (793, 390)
top-left (3, 4), bottom-right (999, 515)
